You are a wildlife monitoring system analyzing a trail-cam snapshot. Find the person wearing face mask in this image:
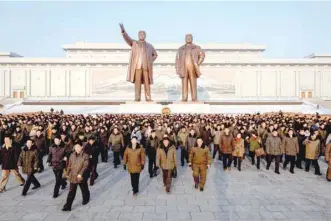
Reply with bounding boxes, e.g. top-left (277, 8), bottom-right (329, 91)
top-left (62, 141), bottom-right (90, 211)
top-left (282, 129), bottom-right (299, 174)
top-left (109, 128), bottom-right (124, 168)
top-left (220, 127), bottom-right (234, 171)
top-left (0, 134), bottom-right (25, 193)
top-left (18, 138), bottom-right (40, 196)
top-left (230, 132), bottom-right (245, 171)
top-left (177, 127), bottom-right (189, 166)
top-left (47, 135), bottom-right (67, 198)
top-left (34, 130), bottom-right (46, 173)
top-left (146, 130), bottom-right (159, 178)
top-left (212, 124), bottom-right (222, 161)
top-left (123, 136), bottom-right (146, 196)
top-left (156, 137), bottom-right (177, 194)
top-left (189, 137), bottom-right (211, 192)
top-left (296, 128), bottom-right (307, 169)
top-left (304, 134), bottom-right (322, 175)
